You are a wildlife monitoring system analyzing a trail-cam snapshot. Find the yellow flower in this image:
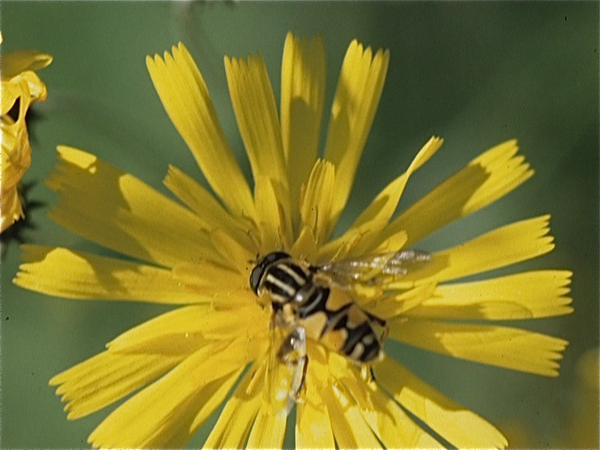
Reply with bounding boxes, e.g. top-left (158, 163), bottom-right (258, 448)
top-left (14, 32), bottom-right (572, 449)
top-left (1, 35), bottom-right (52, 232)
